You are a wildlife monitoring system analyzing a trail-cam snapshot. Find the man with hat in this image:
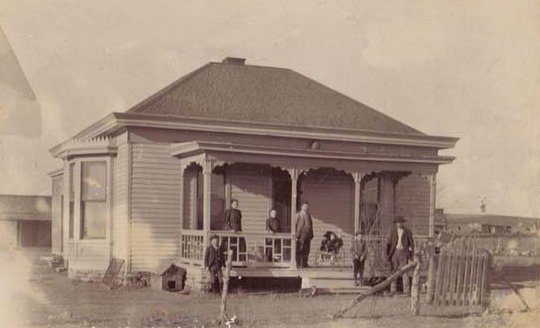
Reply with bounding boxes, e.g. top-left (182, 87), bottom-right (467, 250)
top-left (386, 215), bottom-right (414, 294)
top-left (204, 234), bottom-right (224, 294)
